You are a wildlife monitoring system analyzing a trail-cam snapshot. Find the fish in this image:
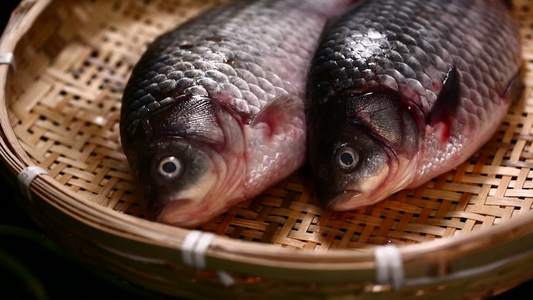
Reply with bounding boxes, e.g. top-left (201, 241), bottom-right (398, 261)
top-left (306, 0), bottom-right (522, 211)
top-left (120, 0), bottom-right (353, 227)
